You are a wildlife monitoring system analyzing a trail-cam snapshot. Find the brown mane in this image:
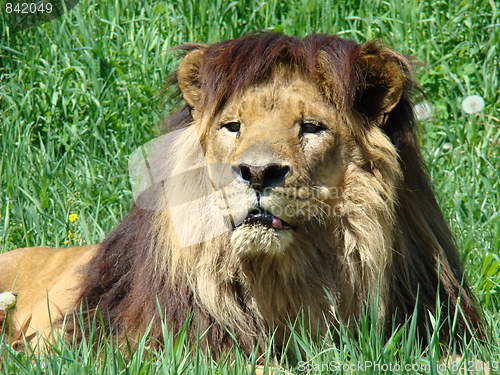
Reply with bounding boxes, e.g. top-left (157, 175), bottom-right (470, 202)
top-left (73, 33), bottom-right (482, 358)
